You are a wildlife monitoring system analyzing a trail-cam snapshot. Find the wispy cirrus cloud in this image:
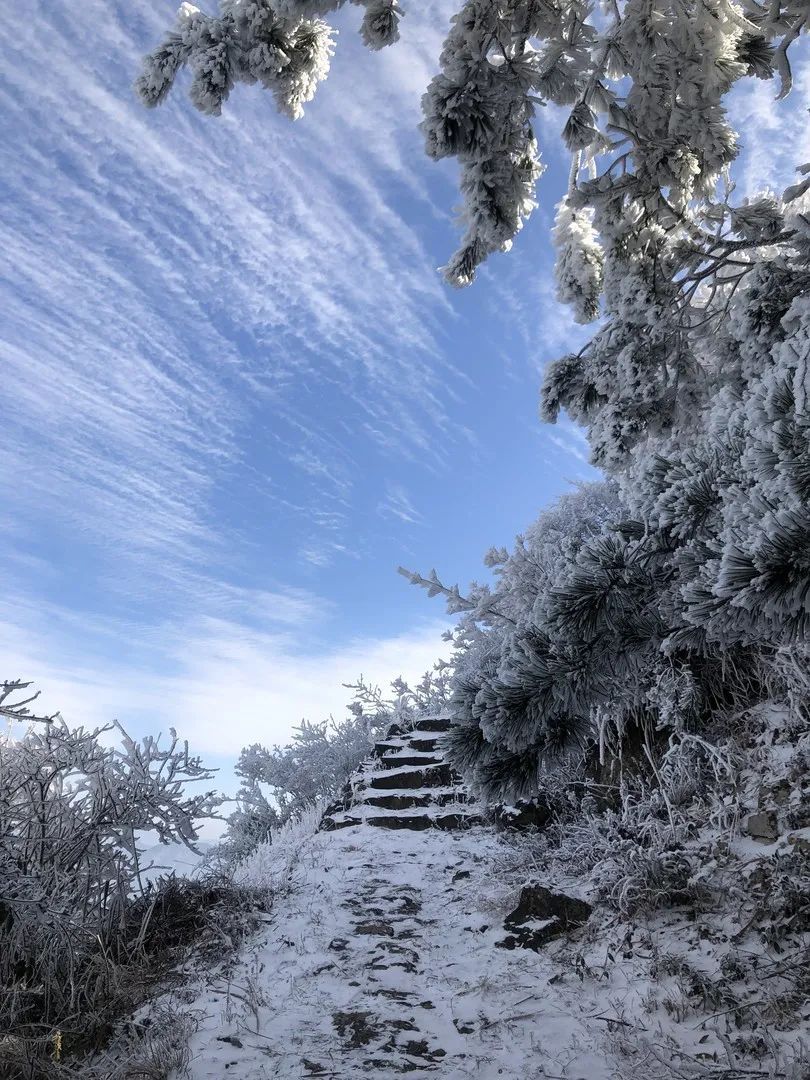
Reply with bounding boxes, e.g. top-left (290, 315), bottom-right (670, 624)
top-left (0, 0), bottom-right (467, 613)
top-left (378, 484), bottom-right (424, 526)
top-left (728, 43), bottom-right (810, 197)
top-left (0, 0), bottom-right (640, 765)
